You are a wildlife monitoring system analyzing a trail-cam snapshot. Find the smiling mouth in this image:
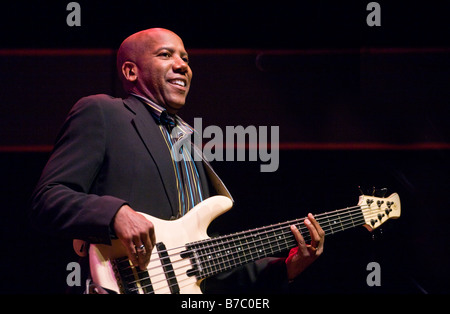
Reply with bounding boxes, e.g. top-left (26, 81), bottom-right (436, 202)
top-left (168, 79), bottom-right (187, 88)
